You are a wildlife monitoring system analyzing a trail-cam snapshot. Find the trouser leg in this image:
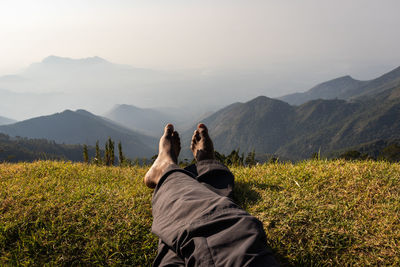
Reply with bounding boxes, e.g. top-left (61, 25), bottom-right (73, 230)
top-left (152, 166), bottom-right (193, 267)
top-left (154, 161), bottom-right (234, 266)
top-left (151, 163), bottom-right (278, 267)
top-left (184, 159), bottom-right (234, 198)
